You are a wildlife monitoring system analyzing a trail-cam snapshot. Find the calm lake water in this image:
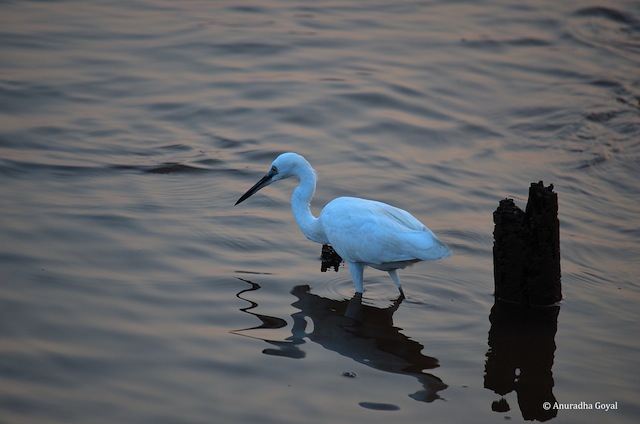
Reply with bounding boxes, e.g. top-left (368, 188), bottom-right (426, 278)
top-left (1, 1), bottom-right (639, 423)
